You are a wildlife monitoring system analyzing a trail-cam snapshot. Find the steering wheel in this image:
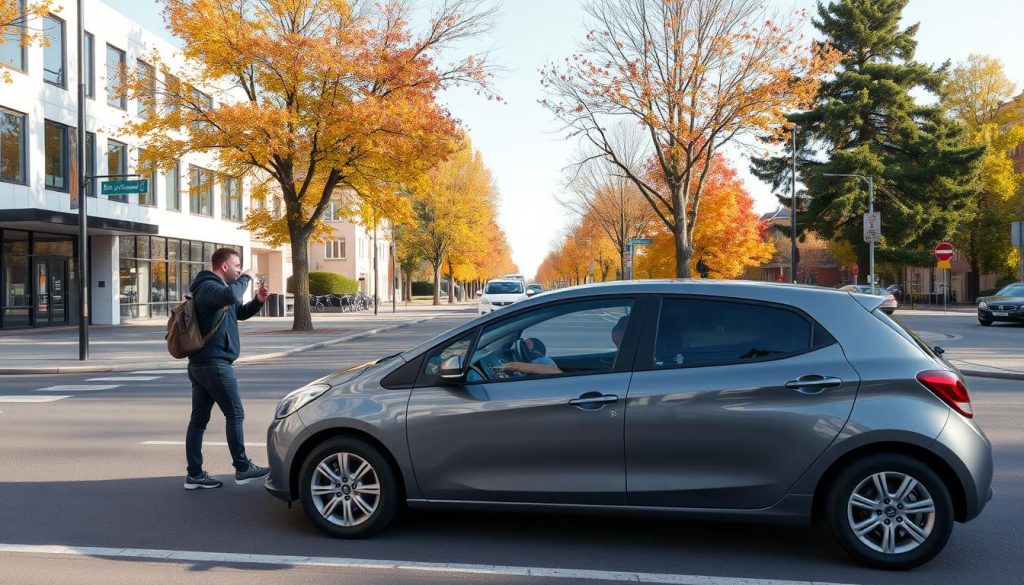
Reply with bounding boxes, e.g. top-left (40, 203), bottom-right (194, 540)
top-left (512, 338), bottom-right (530, 363)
